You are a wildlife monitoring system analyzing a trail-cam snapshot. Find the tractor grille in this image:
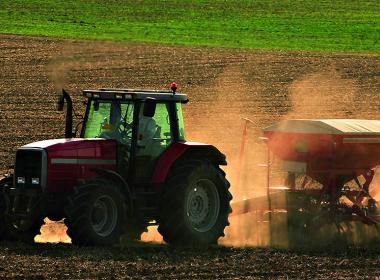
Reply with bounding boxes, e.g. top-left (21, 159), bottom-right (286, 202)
top-left (15, 149), bottom-right (46, 189)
